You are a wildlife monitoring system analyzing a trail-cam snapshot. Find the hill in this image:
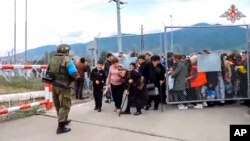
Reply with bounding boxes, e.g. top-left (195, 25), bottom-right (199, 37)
top-left (96, 23), bottom-right (247, 54)
top-left (16, 43), bottom-right (87, 60)
top-left (2, 23), bottom-right (247, 62)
